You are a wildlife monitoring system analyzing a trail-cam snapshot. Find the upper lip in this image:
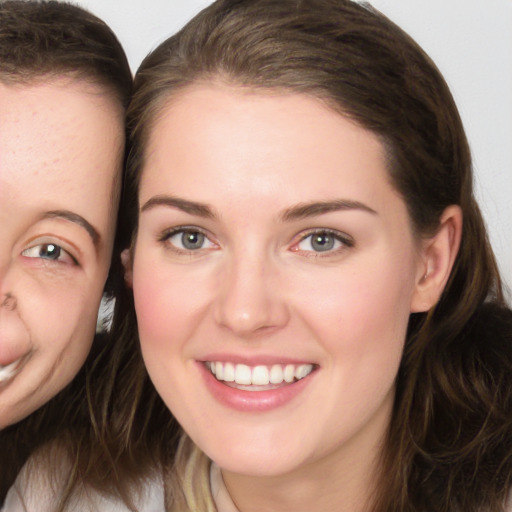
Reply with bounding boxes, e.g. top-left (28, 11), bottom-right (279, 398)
top-left (199, 353), bottom-right (318, 367)
top-left (0, 339), bottom-right (32, 367)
